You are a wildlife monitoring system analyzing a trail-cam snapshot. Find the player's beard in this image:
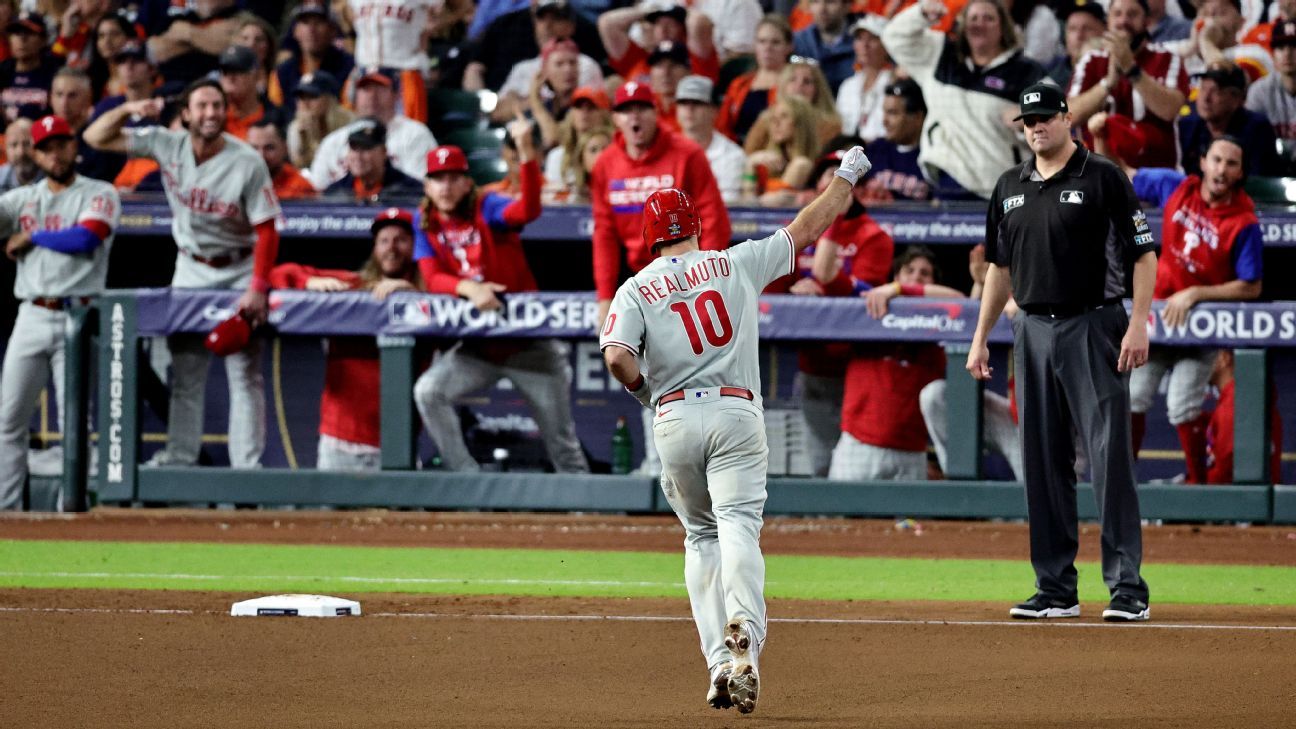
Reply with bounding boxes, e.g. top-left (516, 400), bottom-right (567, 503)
top-left (46, 163), bottom-right (75, 185)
